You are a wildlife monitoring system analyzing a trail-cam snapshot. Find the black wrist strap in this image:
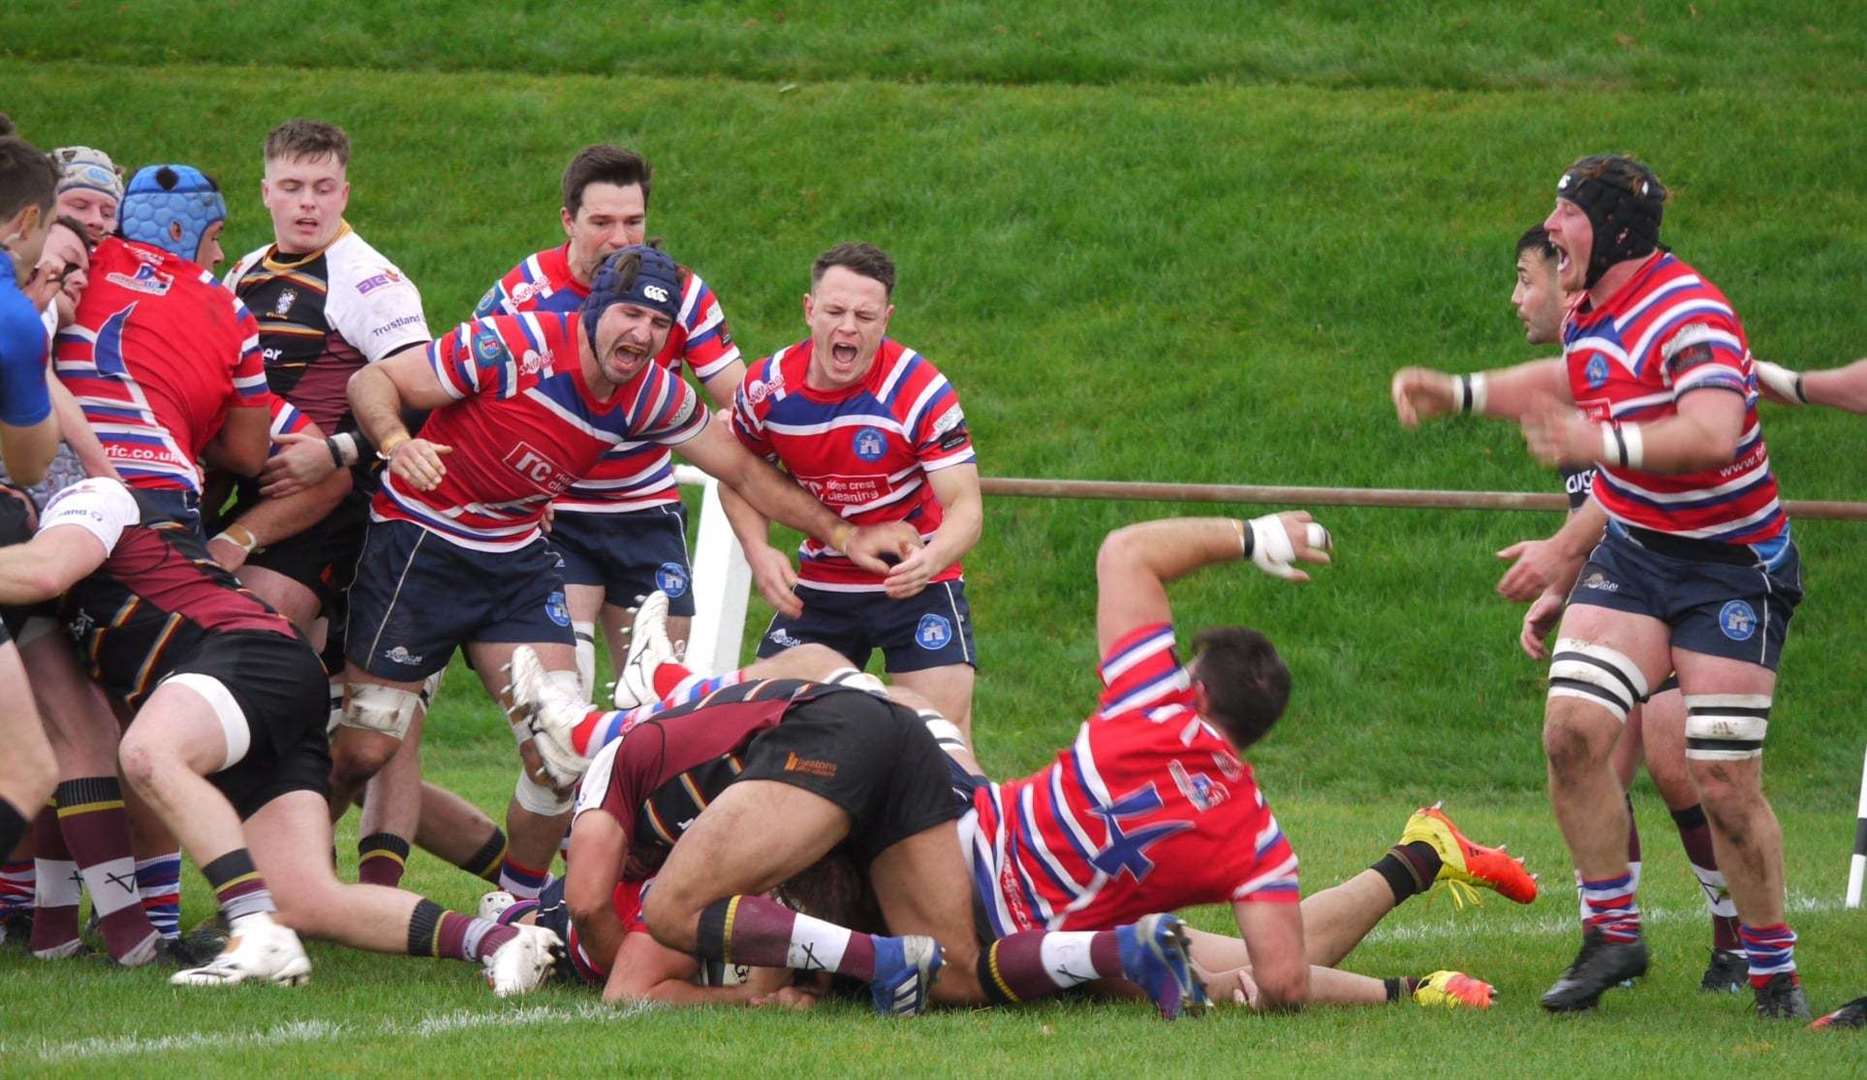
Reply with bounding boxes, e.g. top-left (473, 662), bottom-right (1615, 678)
top-left (325, 437), bottom-right (344, 469)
